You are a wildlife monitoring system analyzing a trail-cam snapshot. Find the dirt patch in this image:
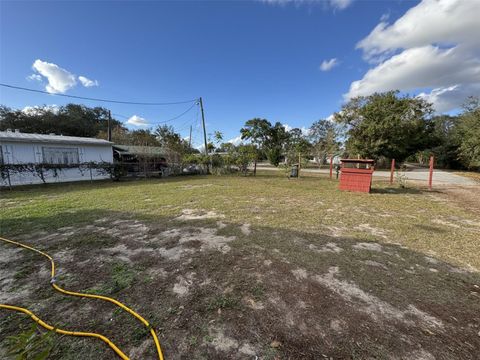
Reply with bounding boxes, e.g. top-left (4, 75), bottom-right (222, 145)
top-left (291, 268), bottom-right (308, 280)
top-left (362, 260), bottom-right (389, 270)
top-left (178, 184), bottom-right (214, 190)
top-left (355, 223), bottom-right (389, 239)
top-left (313, 267), bottom-right (444, 329)
top-left (173, 273), bottom-right (195, 297)
top-left (240, 223), bottom-right (251, 236)
top-left (432, 218), bottom-right (461, 228)
top-left (323, 225), bottom-right (345, 237)
top-left (209, 327), bottom-right (238, 352)
top-left (176, 208), bottom-right (224, 221)
top-left (309, 242), bottom-right (343, 253)
top-left (353, 241), bottom-right (384, 252)
top-left (157, 227), bottom-right (236, 258)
